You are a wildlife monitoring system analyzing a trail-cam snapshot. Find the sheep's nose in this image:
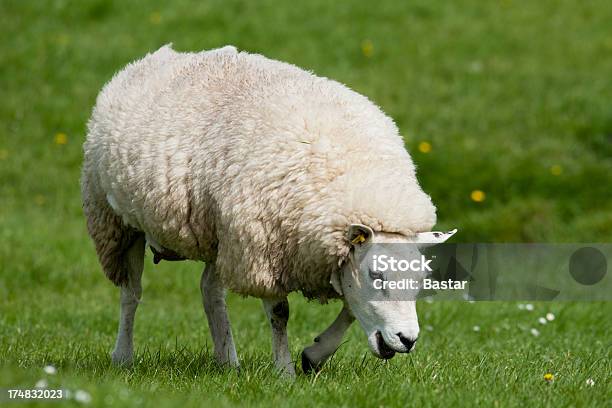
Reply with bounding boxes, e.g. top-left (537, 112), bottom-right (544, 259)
top-left (397, 333), bottom-right (418, 352)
